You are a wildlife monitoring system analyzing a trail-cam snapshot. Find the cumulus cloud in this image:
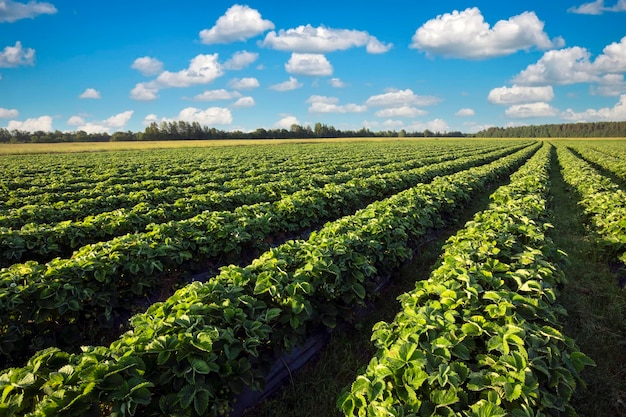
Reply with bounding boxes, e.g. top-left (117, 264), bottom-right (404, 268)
top-left (408, 118), bottom-right (450, 132)
top-left (131, 56), bottom-right (163, 76)
top-left (261, 24), bottom-right (392, 54)
top-left (66, 115), bottom-right (84, 126)
top-left (455, 108), bottom-right (475, 116)
top-left (232, 96), bottom-right (255, 107)
top-left (285, 53), bottom-right (333, 76)
top-left (269, 76), bottom-right (303, 91)
top-left (488, 85), bottom-right (554, 104)
top-left (177, 107), bottom-right (232, 125)
top-left (329, 77), bottom-right (346, 88)
top-left (131, 54), bottom-right (223, 101)
top-left (374, 106), bottom-right (427, 118)
top-left (130, 83), bottom-right (159, 101)
top-left (223, 50), bottom-right (258, 70)
top-left (153, 54), bottom-right (222, 87)
top-left (71, 111), bottom-right (134, 133)
top-left (0, 0), bottom-right (56, 23)
top-left (365, 88), bottom-right (440, 108)
top-left (193, 89), bottom-right (241, 101)
top-left (306, 95), bottom-right (367, 113)
top-left (568, 0), bottom-right (626, 15)
top-left (199, 4), bottom-right (274, 44)
top-left (0, 107), bottom-right (18, 118)
top-left (561, 93), bottom-right (626, 121)
top-left (147, 107), bottom-right (233, 126)
top-left (79, 88), bottom-right (101, 99)
top-left (513, 37), bottom-right (626, 90)
top-left (0, 41), bottom-right (34, 67)
top-left (229, 77), bottom-right (260, 89)
top-left (410, 8), bottom-right (563, 59)
top-left (504, 102), bottom-right (559, 118)
top-left (275, 115), bottom-right (300, 129)
top-left (6, 115), bottom-right (52, 132)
